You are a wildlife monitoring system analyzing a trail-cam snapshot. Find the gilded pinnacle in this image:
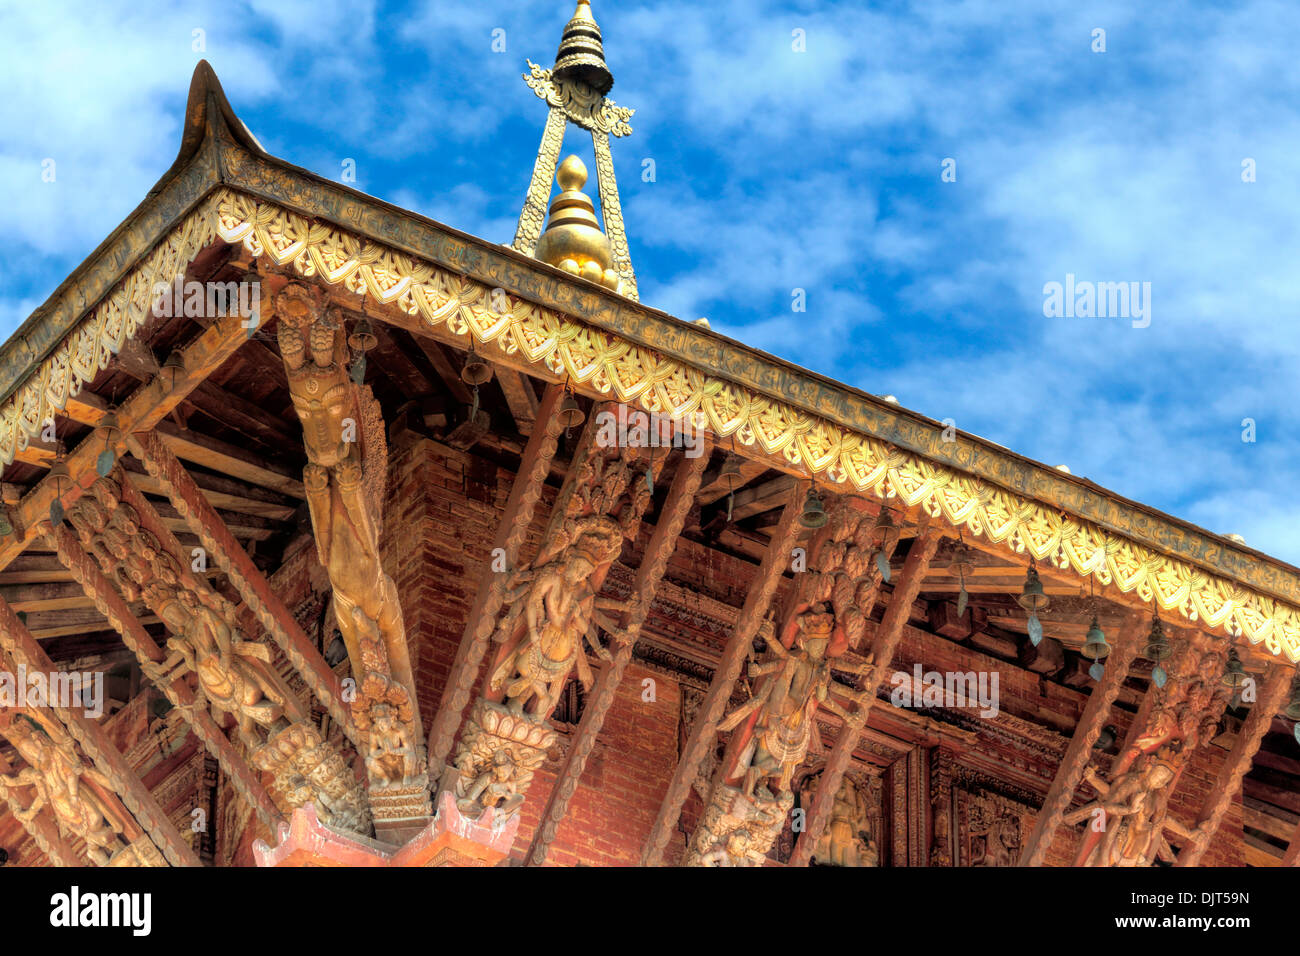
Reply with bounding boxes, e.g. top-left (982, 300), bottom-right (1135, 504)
top-left (534, 155), bottom-right (620, 291)
top-left (553, 0), bottom-right (613, 95)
